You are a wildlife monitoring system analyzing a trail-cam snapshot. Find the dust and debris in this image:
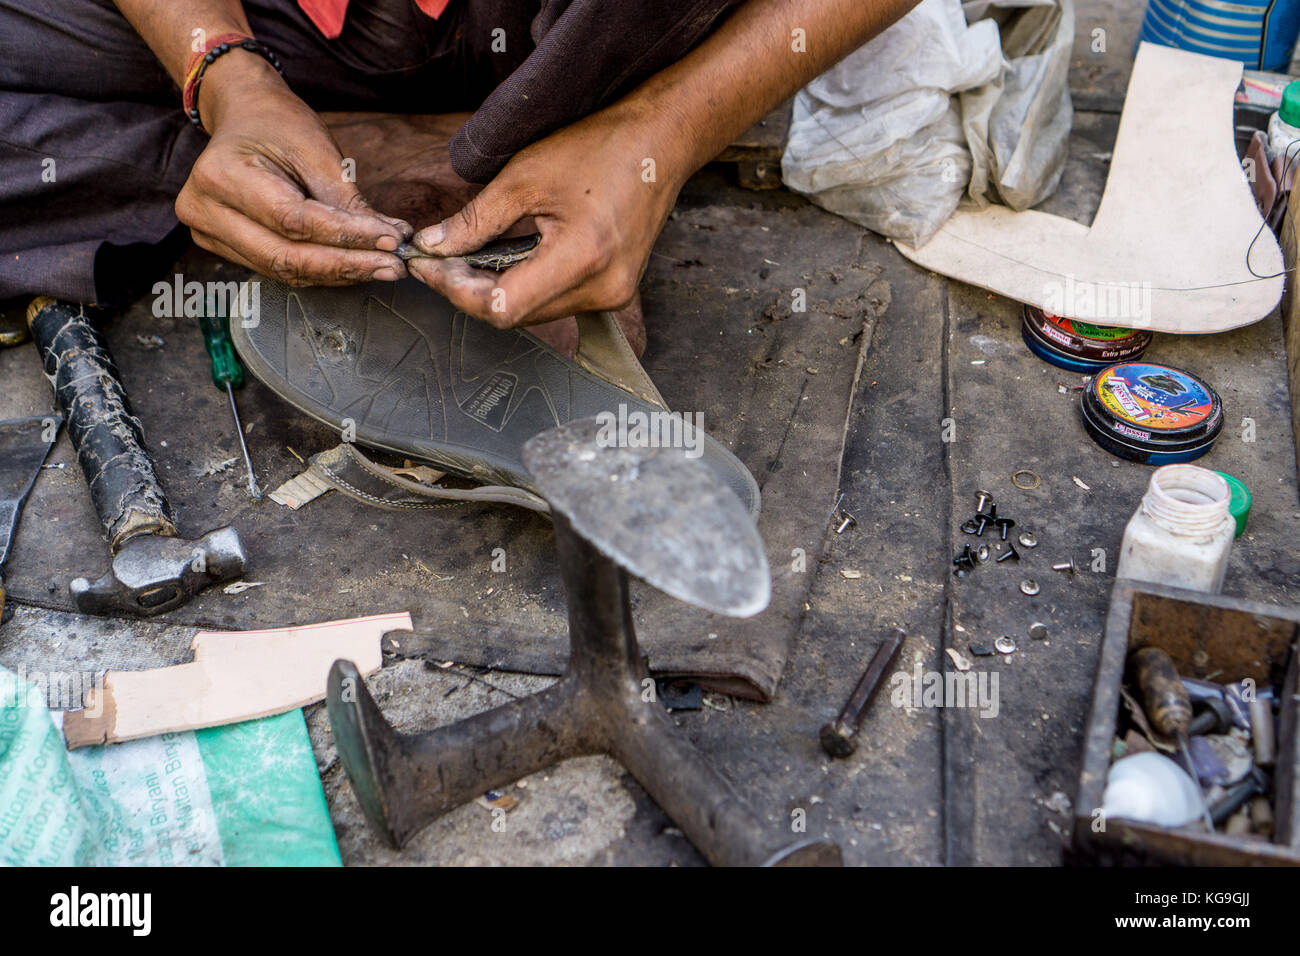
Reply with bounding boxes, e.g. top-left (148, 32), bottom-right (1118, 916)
top-left (1039, 791), bottom-right (1072, 815)
top-left (945, 648), bottom-right (972, 672)
top-left (223, 580), bottom-right (266, 595)
top-left (1072, 476), bottom-right (1091, 491)
top-left (197, 457), bottom-right (238, 477)
top-left (400, 554), bottom-right (454, 581)
top-left (477, 790), bottom-right (521, 813)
